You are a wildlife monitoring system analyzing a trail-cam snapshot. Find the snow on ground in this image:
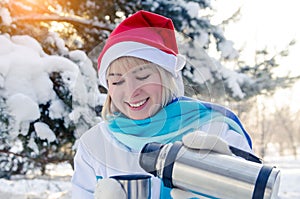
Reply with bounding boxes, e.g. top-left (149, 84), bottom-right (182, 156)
top-left (265, 155), bottom-right (300, 199)
top-left (0, 156), bottom-right (299, 199)
top-left (0, 163), bottom-right (73, 199)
